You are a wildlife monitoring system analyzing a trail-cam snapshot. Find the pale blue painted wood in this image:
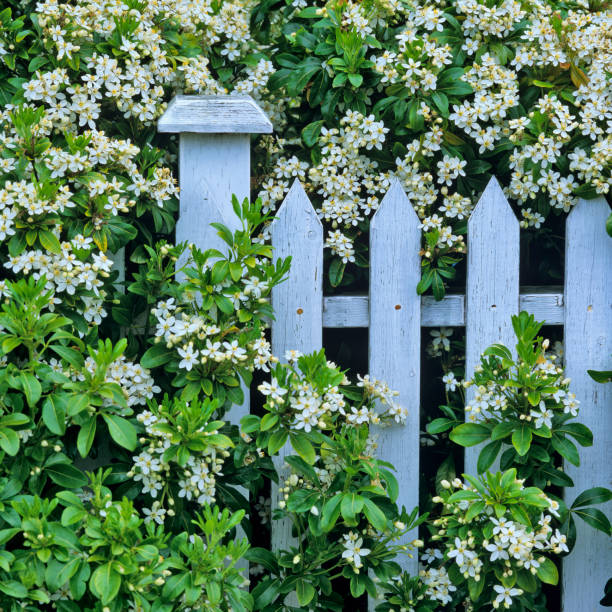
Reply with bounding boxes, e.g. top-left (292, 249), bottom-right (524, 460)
top-left (322, 290), bottom-right (563, 328)
top-left (369, 179), bottom-right (422, 583)
top-left (270, 180), bottom-right (323, 558)
top-left (174, 132), bottom-right (252, 427)
top-left (465, 178), bottom-right (519, 474)
top-left (160, 97), bottom-right (274, 572)
top-left (158, 94), bottom-right (273, 134)
top-left (562, 196), bottom-right (612, 612)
